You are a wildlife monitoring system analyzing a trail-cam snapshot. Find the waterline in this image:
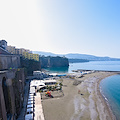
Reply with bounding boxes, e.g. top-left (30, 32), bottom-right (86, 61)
top-left (100, 75), bottom-right (120, 120)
